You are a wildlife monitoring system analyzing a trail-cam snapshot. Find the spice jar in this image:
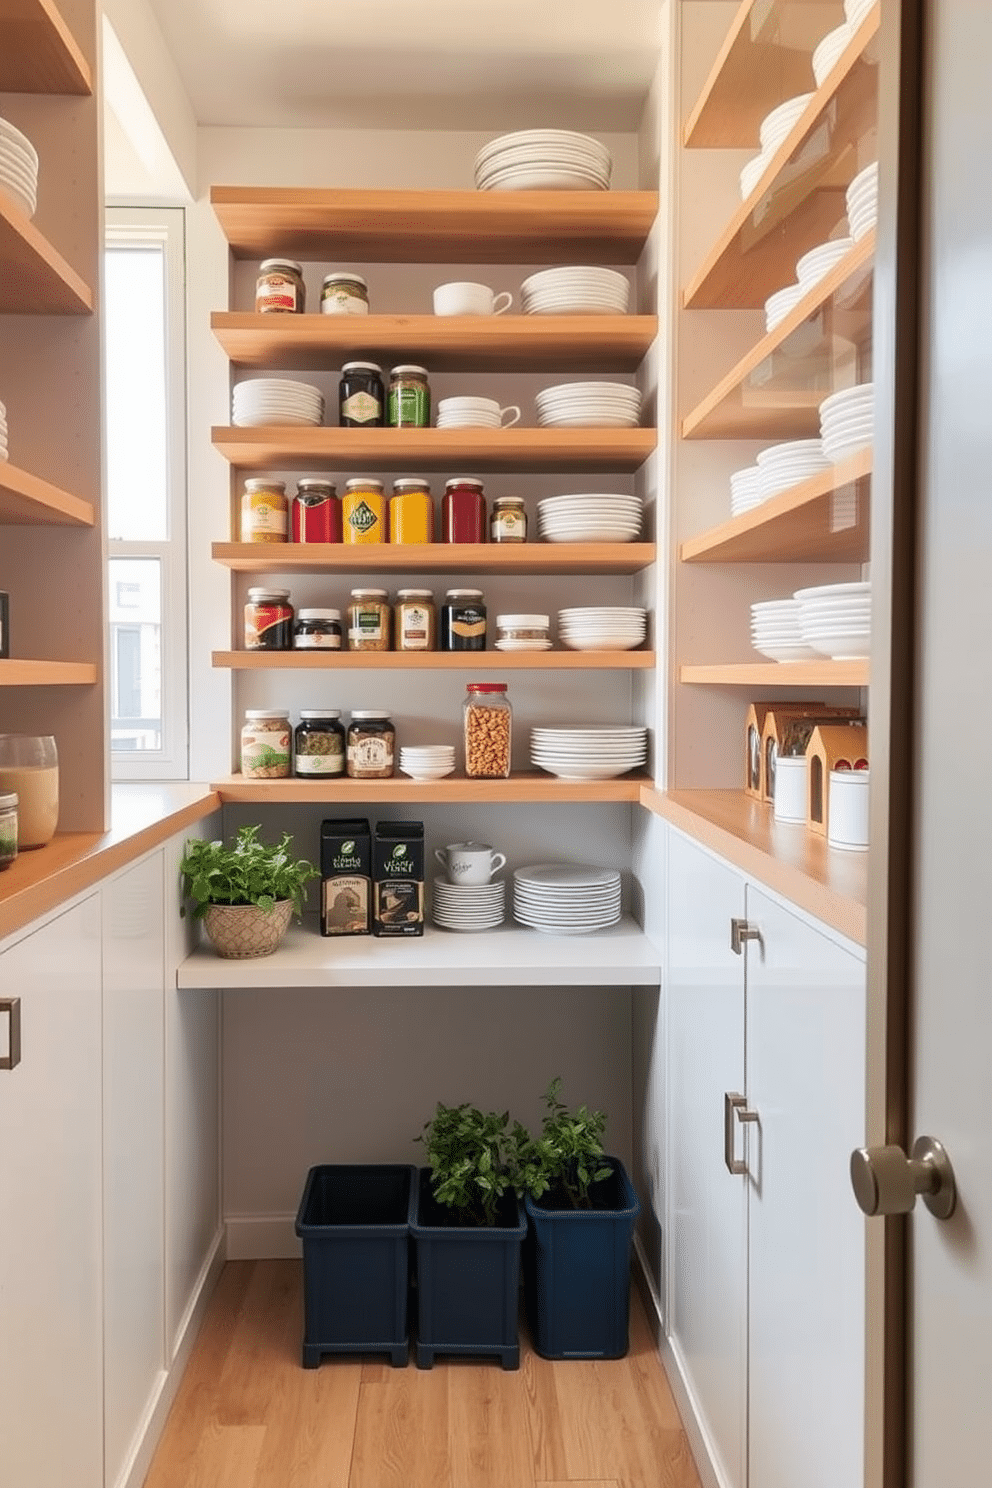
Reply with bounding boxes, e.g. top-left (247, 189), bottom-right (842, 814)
top-left (0, 791), bottom-right (17, 871)
top-left (388, 365), bottom-right (431, 428)
top-left (244, 587), bottom-right (293, 650)
top-left (347, 710), bottom-right (395, 779)
top-left (490, 495), bottom-right (528, 544)
top-left (293, 608), bottom-right (343, 649)
top-left (294, 710), bottom-right (346, 776)
top-left (443, 477), bottom-right (486, 543)
top-left (240, 478), bottom-right (288, 543)
top-left (240, 709), bottom-right (292, 779)
top-left (321, 272), bottom-right (369, 315)
top-left (390, 478), bottom-right (434, 544)
top-left (395, 589), bottom-right (437, 651)
top-left (441, 589), bottom-right (486, 651)
top-left (339, 361), bottom-right (385, 426)
top-left (255, 259), bottom-right (305, 314)
top-left (292, 478), bottom-right (341, 543)
top-left (342, 478), bottom-right (387, 543)
top-left (347, 588), bottom-right (391, 650)
top-left (463, 683), bottom-right (512, 779)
